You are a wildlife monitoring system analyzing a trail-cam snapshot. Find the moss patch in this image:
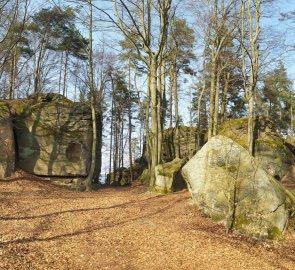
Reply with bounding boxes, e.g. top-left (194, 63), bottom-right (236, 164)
top-left (157, 158), bottom-right (185, 178)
